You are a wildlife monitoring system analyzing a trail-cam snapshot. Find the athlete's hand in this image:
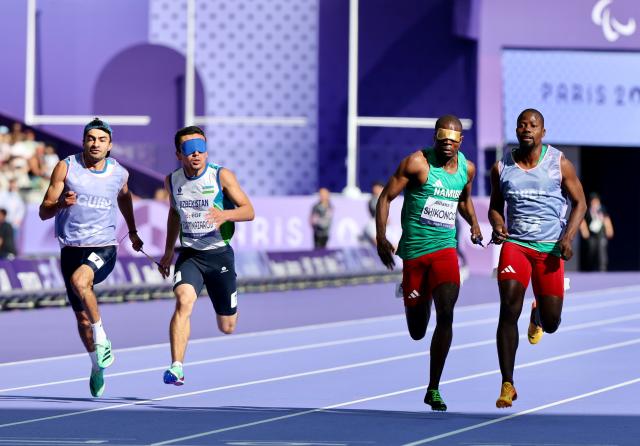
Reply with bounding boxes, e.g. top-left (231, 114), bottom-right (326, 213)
top-left (206, 206), bottom-right (227, 228)
top-left (376, 237), bottom-right (396, 270)
top-left (470, 224), bottom-right (483, 245)
top-left (559, 237), bottom-right (573, 261)
top-left (59, 191), bottom-right (77, 208)
top-left (129, 231), bottom-right (143, 252)
top-left (491, 225), bottom-right (509, 245)
top-left (158, 250), bottom-right (173, 279)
